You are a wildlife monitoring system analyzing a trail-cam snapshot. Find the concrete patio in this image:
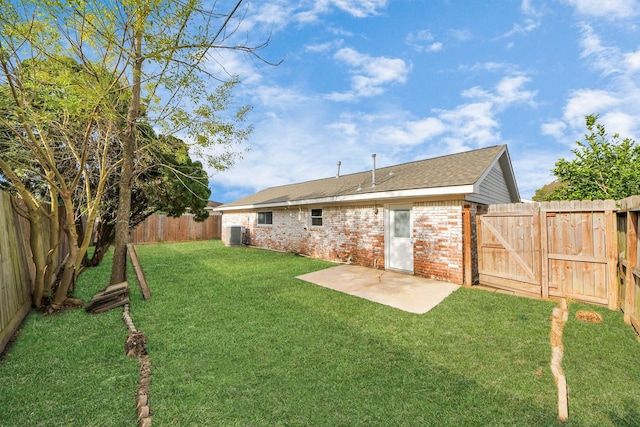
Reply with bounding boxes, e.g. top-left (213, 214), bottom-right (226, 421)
top-left (297, 264), bottom-right (460, 314)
